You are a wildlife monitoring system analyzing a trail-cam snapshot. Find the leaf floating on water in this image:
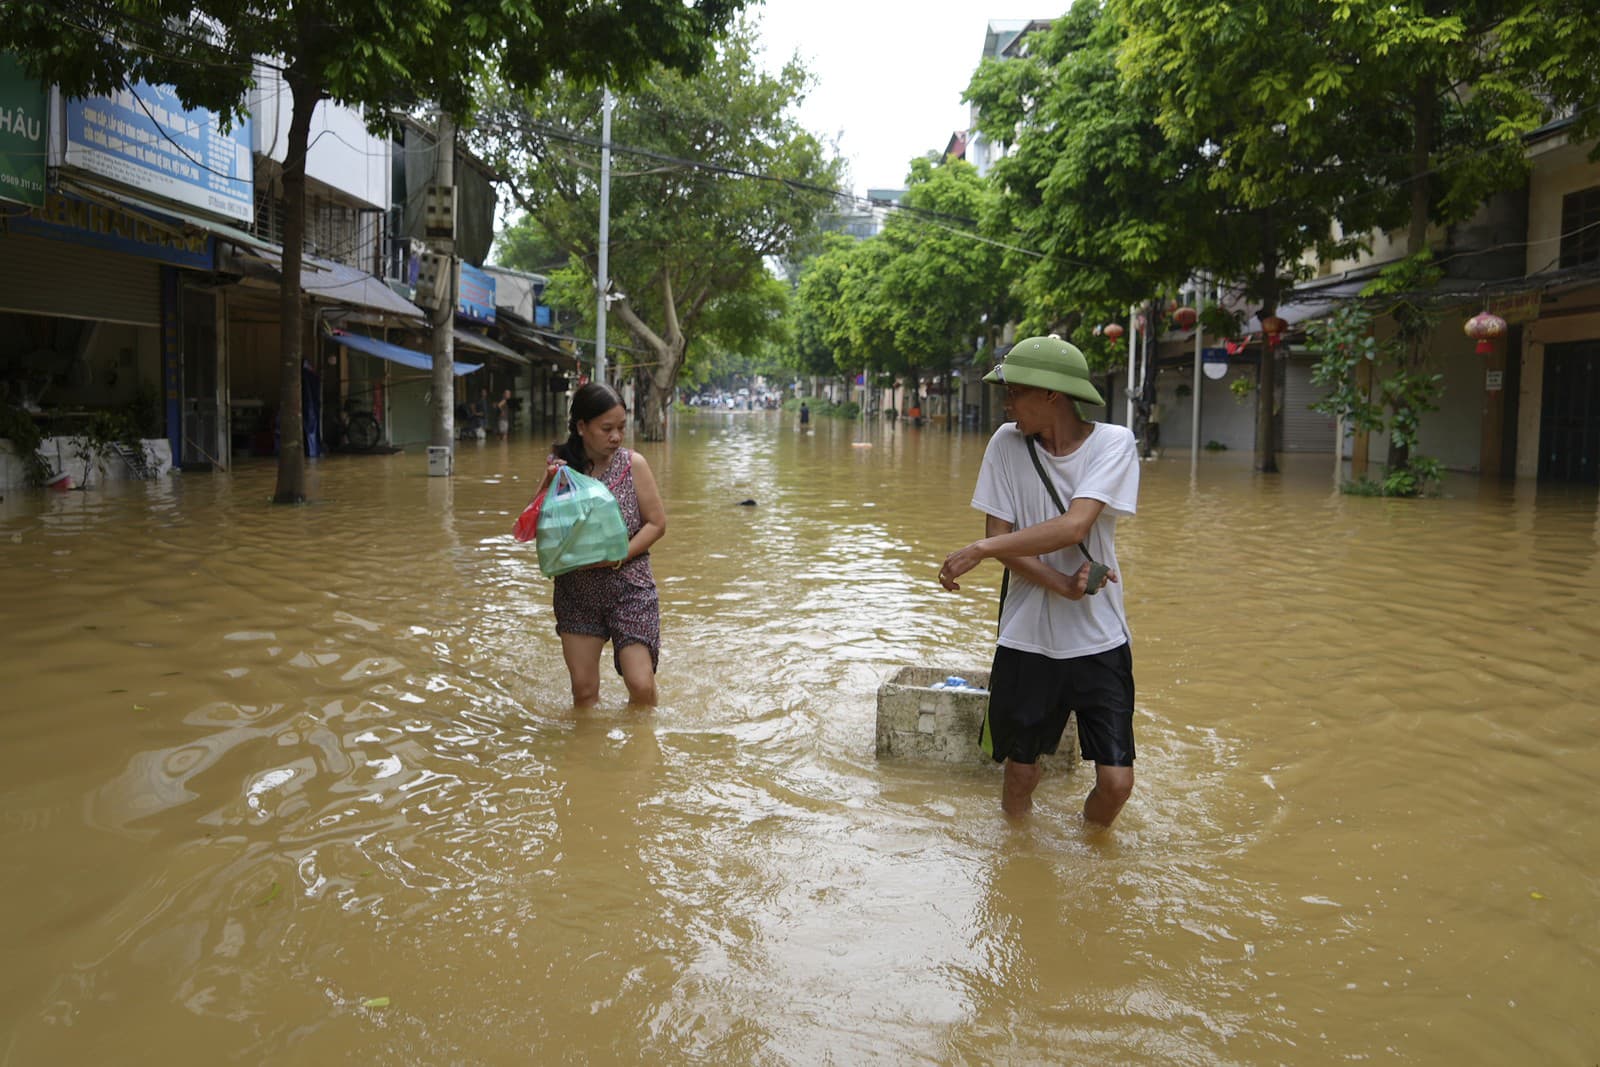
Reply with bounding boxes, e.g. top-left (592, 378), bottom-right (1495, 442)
top-left (132, 704), bottom-right (147, 712)
top-left (1530, 891), bottom-right (1545, 900)
top-left (254, 881), bottom-right (281, 907)
top-left (362, 996), bottom-right (390, 1009)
